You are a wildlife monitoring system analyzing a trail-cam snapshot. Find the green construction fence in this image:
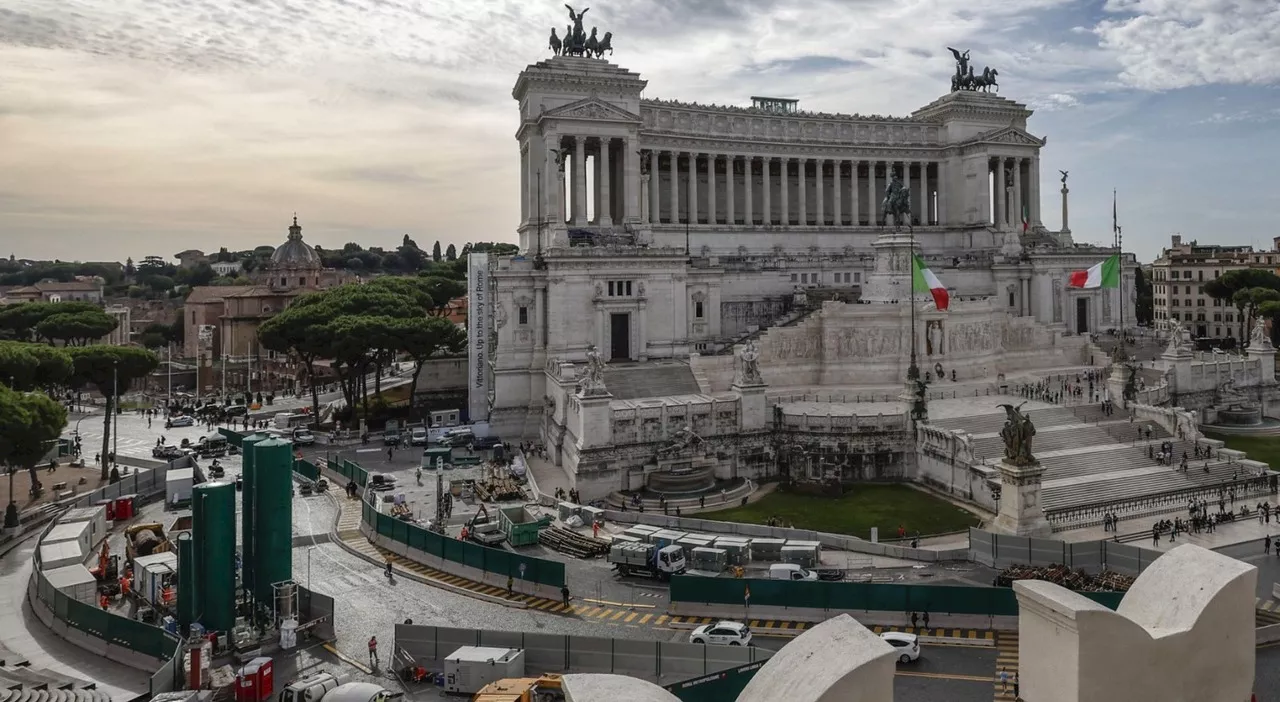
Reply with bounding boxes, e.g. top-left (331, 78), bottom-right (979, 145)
top-left (218, 427), bottom-right (245, 448)
top-left (293, 458), bottom-right (320, 481)
top-left (669, 576), bottom-right (1124, 616)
